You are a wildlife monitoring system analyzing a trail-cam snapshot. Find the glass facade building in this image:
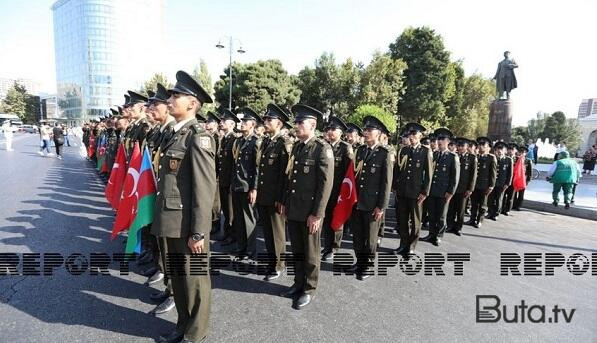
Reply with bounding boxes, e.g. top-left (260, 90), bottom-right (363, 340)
top-left (52, 0), bottom-right (164, 122)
